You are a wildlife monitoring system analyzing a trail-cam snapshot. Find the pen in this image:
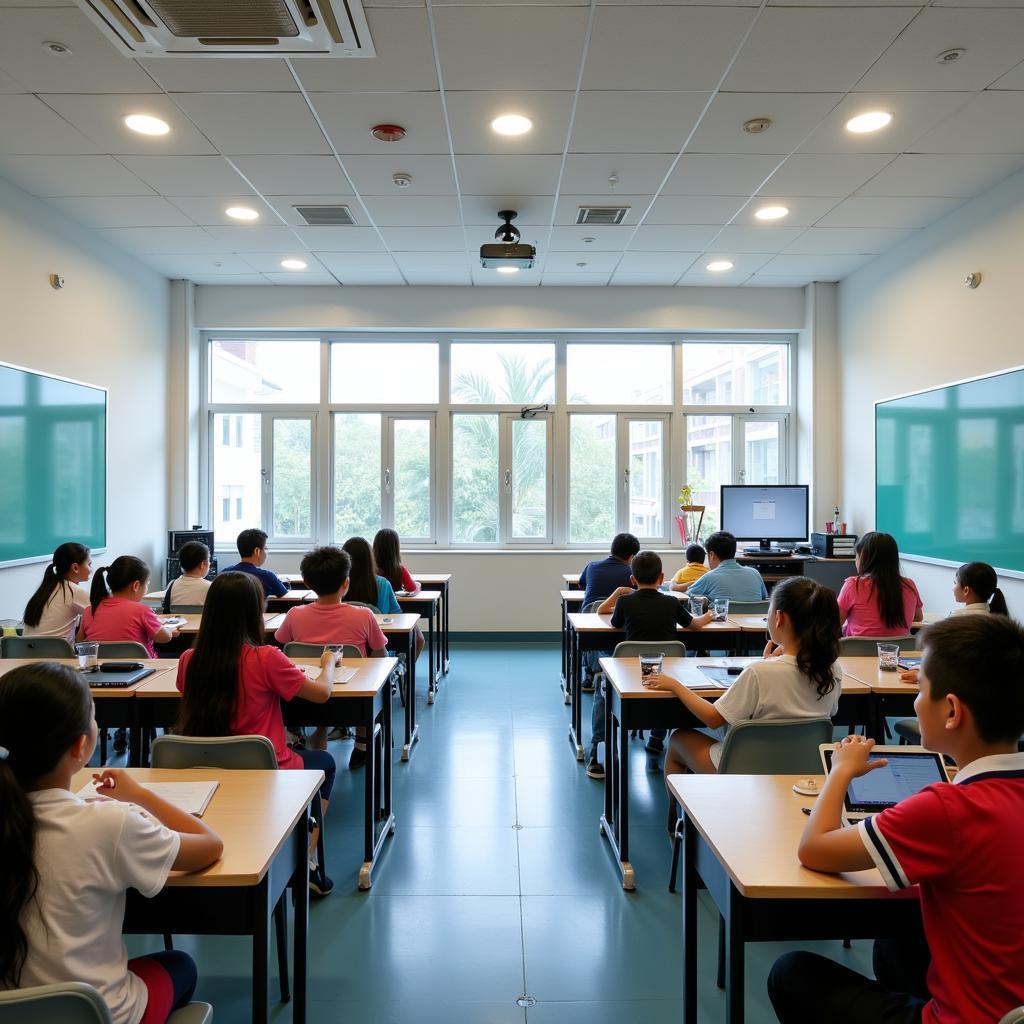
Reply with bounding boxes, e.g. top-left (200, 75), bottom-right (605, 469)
top-left (802, 806), bottom-right (812, 815)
